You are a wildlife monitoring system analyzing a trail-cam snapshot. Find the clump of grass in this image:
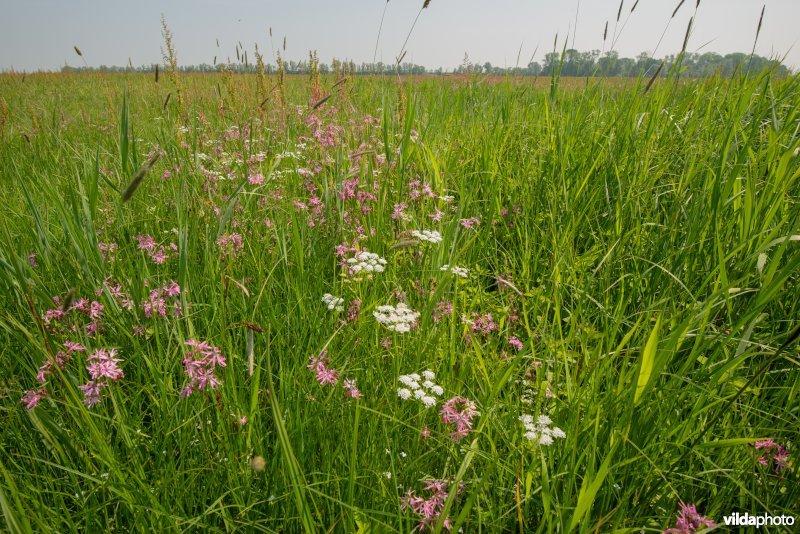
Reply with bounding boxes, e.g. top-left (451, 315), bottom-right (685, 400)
top-left (0, 96), bottom-right (8, 137)
top-left (160, 15), bottom-right (183, 113)
top-left (254, 44), bottom-right (269, 110)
